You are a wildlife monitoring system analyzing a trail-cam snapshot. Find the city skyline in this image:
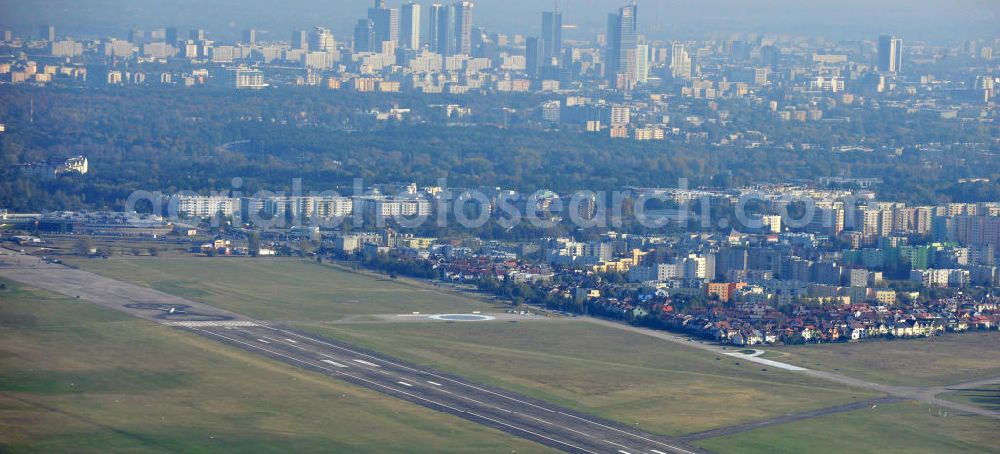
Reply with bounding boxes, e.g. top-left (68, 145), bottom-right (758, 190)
top-left (2, 0), bottom-right (998, 43)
